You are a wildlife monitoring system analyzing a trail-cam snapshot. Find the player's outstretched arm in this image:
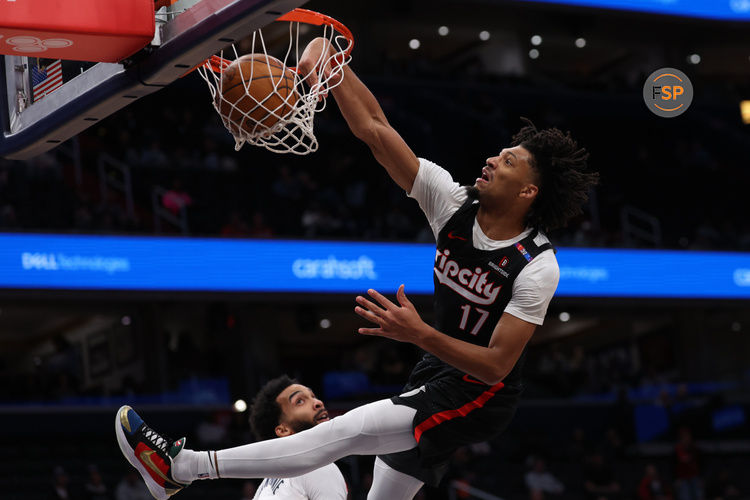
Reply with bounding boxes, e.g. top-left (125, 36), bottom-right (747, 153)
top-left (298, 38), bottom-right (419, 192)
top-left (355, 286), bottom-right (536, 385)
